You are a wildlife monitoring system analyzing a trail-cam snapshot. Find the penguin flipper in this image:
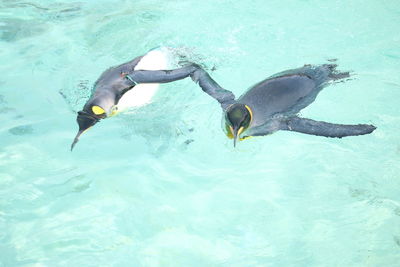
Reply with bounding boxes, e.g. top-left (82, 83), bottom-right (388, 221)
top-left (283, 116), bottom-right (376, 138)
top-left (190, 68), bottom-right (236, 110)
top-left (129, 64), bottom-right (200, 84)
